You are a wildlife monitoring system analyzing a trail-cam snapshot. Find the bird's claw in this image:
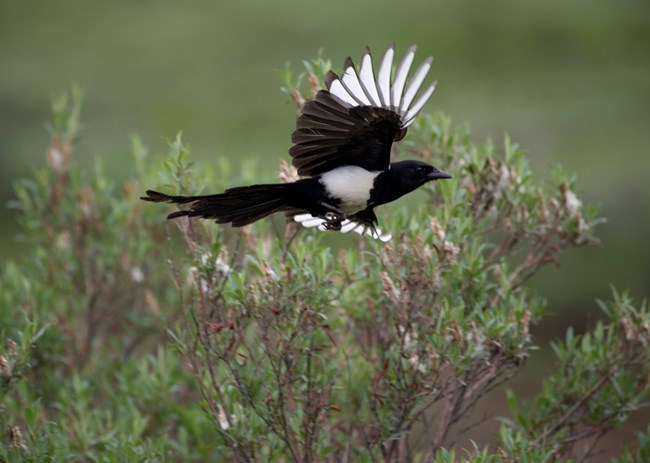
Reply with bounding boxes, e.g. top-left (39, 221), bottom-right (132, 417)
top-left (324, 212), bottom-right (345, 231)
